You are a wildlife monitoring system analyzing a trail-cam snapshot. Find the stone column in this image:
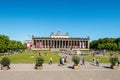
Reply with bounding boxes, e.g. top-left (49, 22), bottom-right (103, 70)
top-left (84, 41), bottom-right (86, 48)
top-left (54, 40), bottom-right (55, 48)
top-left (56, 40), bottom-right (57, 48)
top-left (40, 40), bottom-right (42, 48)
top-left (44, 40), bottom-right (46, 48)
top-left (72, 41), bottom-right (74, 49)
top-left (46, 40), bottom-right (47, 48)
top-left (50, 40), bottom-right (52, 48)
top-left (59, 40), bottom-right (60, 48)
top-left (83, 41), bottom-right (84, 48)
top-left (35, 40), bottom-right (37, 48)
top-left (71, 40), bottom-right (72, 49)
top-left (54, 40), bottom-right (56, 48)
top-left (86, 41), bottom-right (87, 48)
top-left (48, 40), bottom-right (49, 48)
top-left (52, 40), bottom-right (54, 48)
top-left (66, 41), bottom-right (67, 48)
top-left (75, 40), bottom-right (76, 49)
top-left (57, 40), bottom-right (58, 48)
top-left (58, 40), bottom-right (60, 48)
top-left (88, 40), bottom-right (90, 49)
top-left (81, 41), bottom-right (83, 48)
top-left (46, 40), bottom-right (48, 48)
top-left (79, 41), bottom-right (80, 48)
top-left (73, 41), bottom-right (75, 49)
top-left (79, 41), bottom-right (81, 48)
top-left (77, 40), bottom-right (78, 48)
top-left (76, 40), bottom-right (78, 48)
top-left (43, 40), bottom-right (44, 48)
top-left (36, 40), bottom-right (40, 48)
top-left (32, 39), bottom-right (35, 48)
top-left (62, 40), bottom-right (63, 48)
top-left (68, 40), bottom-right (69, 48)
top-left (64, 40), bottom-right (66, 48)
top-left (39, 40), bottom-right (40, 48)
top-left (42, 40), bottom-right (44, 48)
top-left (74, 41), bottom-right (76, 48)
